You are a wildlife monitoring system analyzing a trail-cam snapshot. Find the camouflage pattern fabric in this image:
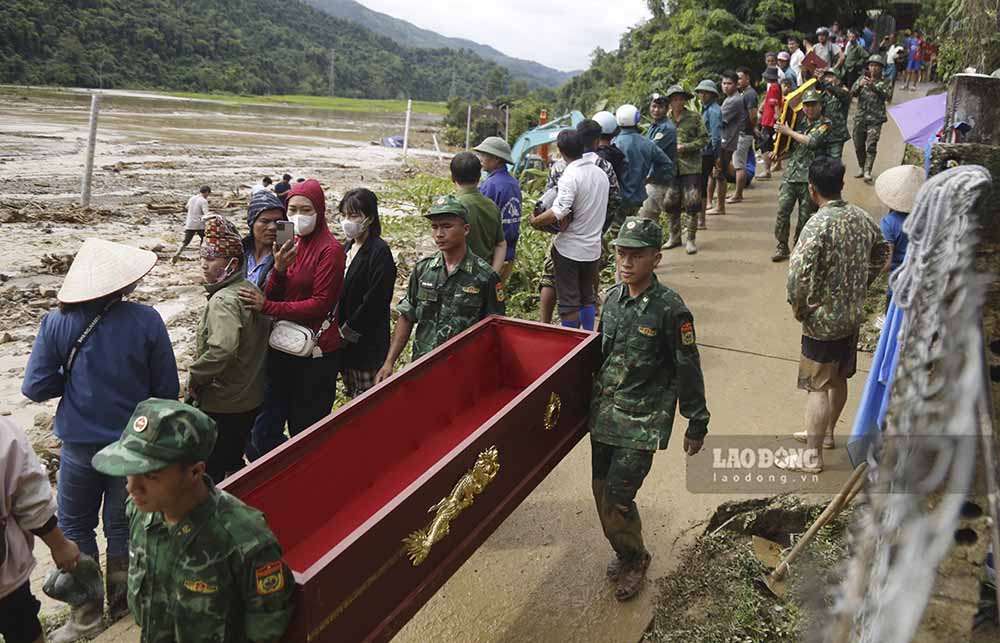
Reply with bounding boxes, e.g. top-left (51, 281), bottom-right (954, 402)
top-left (663, 174), bottom-right (702, 242)
top-left (851, 76), bottom-right (891, 126)
top-left (589, 277), bottom-right (709, 452)
top-left (853, 121), bottom-right (883, 175)
top-left (783, 115), bottom-right (834, 183)
top-left (667, 107), bottom-right (709, 177)
top-left (774, 181), bottom-right (819, 248)
top-left (827, 141), bottom-right (845, 161)
top-left (92, 399), bottom-right (218, 476)
top-left (396, 250), bottom-right (505, 360)
top-left (821, 84), bottom-right (852, 147)
top-left (125, 481), bottom-right (294, 642)
top-left (591, 438), bottom-right (653, 564)
top-left (787, 199), bottom-right (890, 341)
